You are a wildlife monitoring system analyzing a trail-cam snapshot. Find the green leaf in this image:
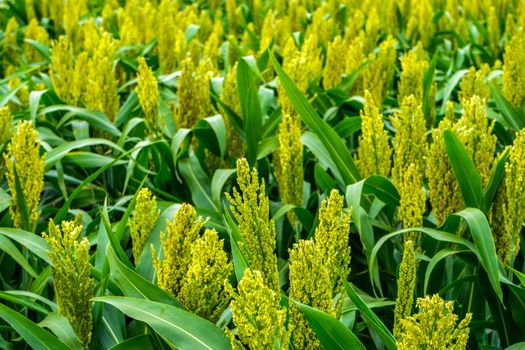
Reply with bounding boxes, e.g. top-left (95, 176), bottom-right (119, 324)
top-left (489, 82), bottom-right (525, 131)
top-left (108, 335), bottom-right (155, 350)
top-left (444, 129), bottom-right (482, 209)
top-left (238, 56), bottom-right (263, 165)
top-left (506, 342), bottom-right (525, 350)
top-left (179, 155), bottom-right (218, 212)
top-left (94, 297), bottom-right (232, 350)
top-left (0, 303), bottom-right (70, 350)
top-left (211, 169), bottom-right (236, 207)
top-left (0, 228), bottom-right (51, 264)
top-left (423, 249), bottom-right (467, 295)
top-left (483, 148), bottom-right (509, 212)
top-left (107, 247), bottom-right (183, 308)
top-left (272, 53), bottom-right (361, 185)
top-left (440, 69), bottom-right (469, 114)
top-left (455, 208), bottom-right (503, 302)
top-left (39, 313), bottom-right (84, 350)
top-left (224, 209), bottom-right (249, 282)
top-left (295, 301), bottom-right (366, 350)
top-left (40, 105), bottom-right (121, 137)
top-left (341, 281), bottom-right (396, 350)
top-left (12, 166), bottom-right (31, 231)
top-left (45, 138), bottom-right (125, 171)
top-left (0, 235), bottom-right (38, 277)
